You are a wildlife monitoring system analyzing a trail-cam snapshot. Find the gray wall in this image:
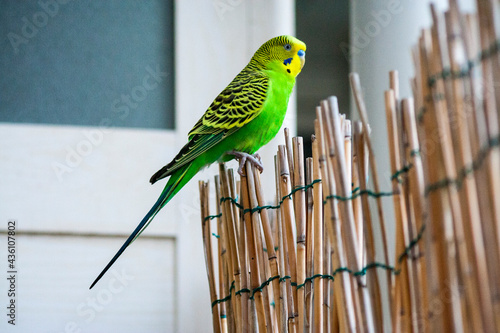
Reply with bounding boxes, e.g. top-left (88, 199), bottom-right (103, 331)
top-left (296, 0), bottom-right (350, 158)
top-left (0, 0), bottom-right (174, 129)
